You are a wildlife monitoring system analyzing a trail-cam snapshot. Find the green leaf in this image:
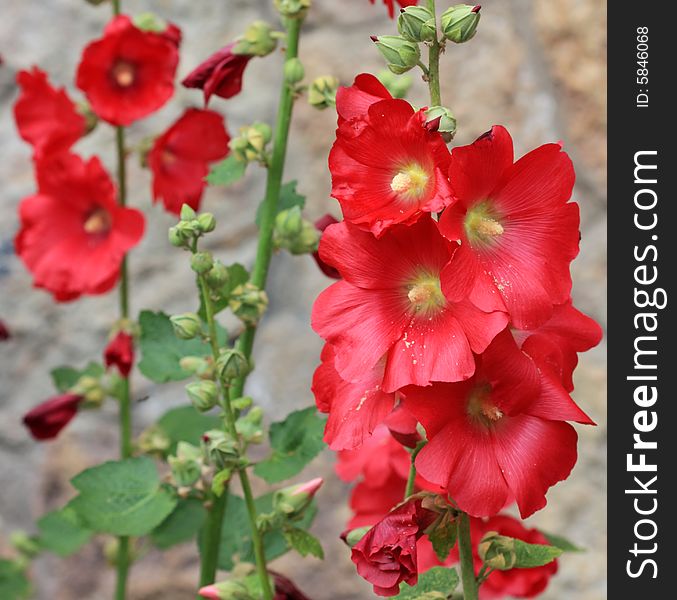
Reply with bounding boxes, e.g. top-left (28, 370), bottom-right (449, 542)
top-left (207, 155), bottom-right (247, 186)
top-left (0, 560), bottom-right (30, 600)
top-left (70, 456), bottom-right (177, 536)
top-left (283, 527), bottom-right (324, 559)
top-left (50, 362), bottom-right (104, 393)
top-left (511, 539), bottom-right (563, 569)
top-left (541, 531), bottom-right (584, 553)
top-left (216, 492), bottom-right (317, 570)
top-left (255, 181), bottom-right (305, 227)
top-left (427, 512), bottom-right (457, 562)
top-left (137, 310), bottom-right (227, 383)
top-left (151, 498), bottom-right (207, 549)
top-left (197, 263), bottom-right (250, 318)
top-left (36, 505), bottom-right (92, 556)
top-left (254, 407), bottom-right (326, 483)
top-left (156, 405), bottom-right (222, 457)
top-left (394, 567), bottom-right (459, 599)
